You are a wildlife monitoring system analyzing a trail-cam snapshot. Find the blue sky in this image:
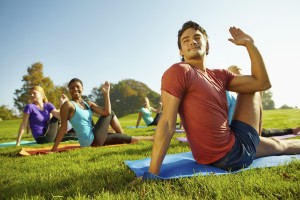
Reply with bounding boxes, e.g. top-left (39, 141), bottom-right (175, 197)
top-left (1, 0), bottom-right (300, 111)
